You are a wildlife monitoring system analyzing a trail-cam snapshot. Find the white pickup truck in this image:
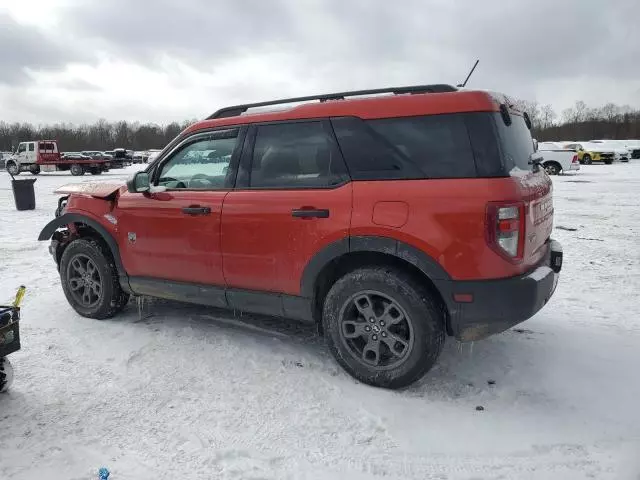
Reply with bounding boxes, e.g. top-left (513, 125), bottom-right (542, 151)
top-left (536, 141), bottom-right (581, 175)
